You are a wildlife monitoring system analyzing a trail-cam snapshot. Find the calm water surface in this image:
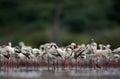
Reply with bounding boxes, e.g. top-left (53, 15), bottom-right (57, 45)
top-left (0, 68), bottom-right (120, 79)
